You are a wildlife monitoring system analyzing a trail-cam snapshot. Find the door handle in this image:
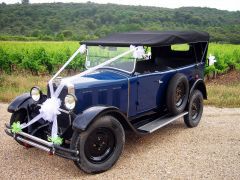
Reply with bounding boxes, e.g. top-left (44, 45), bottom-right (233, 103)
top-left (154, 80), bottom-right (163, 84)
